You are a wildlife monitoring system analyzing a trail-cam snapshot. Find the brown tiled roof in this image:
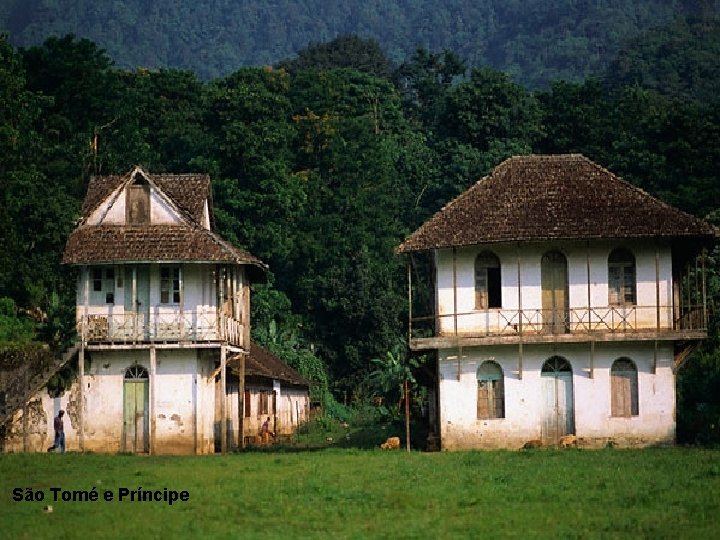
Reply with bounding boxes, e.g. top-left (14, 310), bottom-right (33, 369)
top-left (65, 167), bottom-right (266, 278)
top-left (231, 343), bottom-right (310, 387)
top-left (82, 168), bottom-right (212, 225)
top-left (63, 225), bottom-right (265, 268)
top-left (398, 154), bottom-right (718, 253)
